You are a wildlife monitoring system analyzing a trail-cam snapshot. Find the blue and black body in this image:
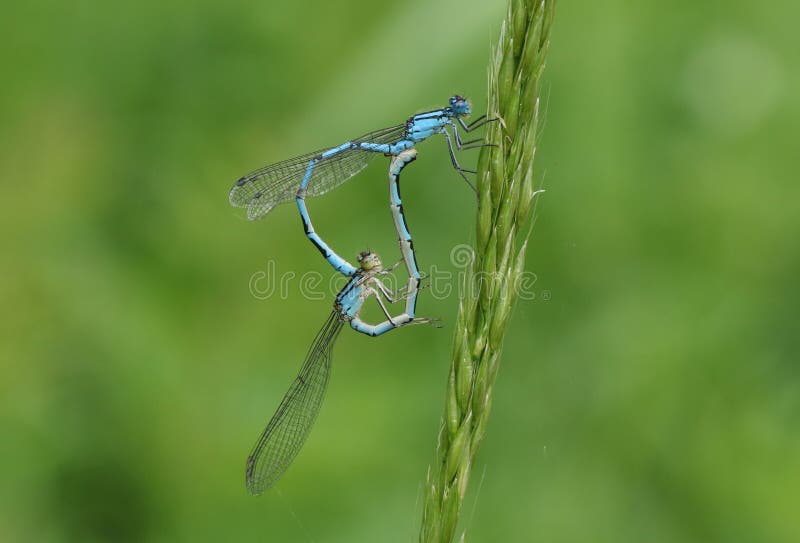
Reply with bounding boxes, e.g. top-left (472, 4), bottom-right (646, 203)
top-left (245, 150), bottom-right (437, 495)
top-left (388, 149), bottom-right (423, 321)
top-left (230, 96), bottom-right (493, 220)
